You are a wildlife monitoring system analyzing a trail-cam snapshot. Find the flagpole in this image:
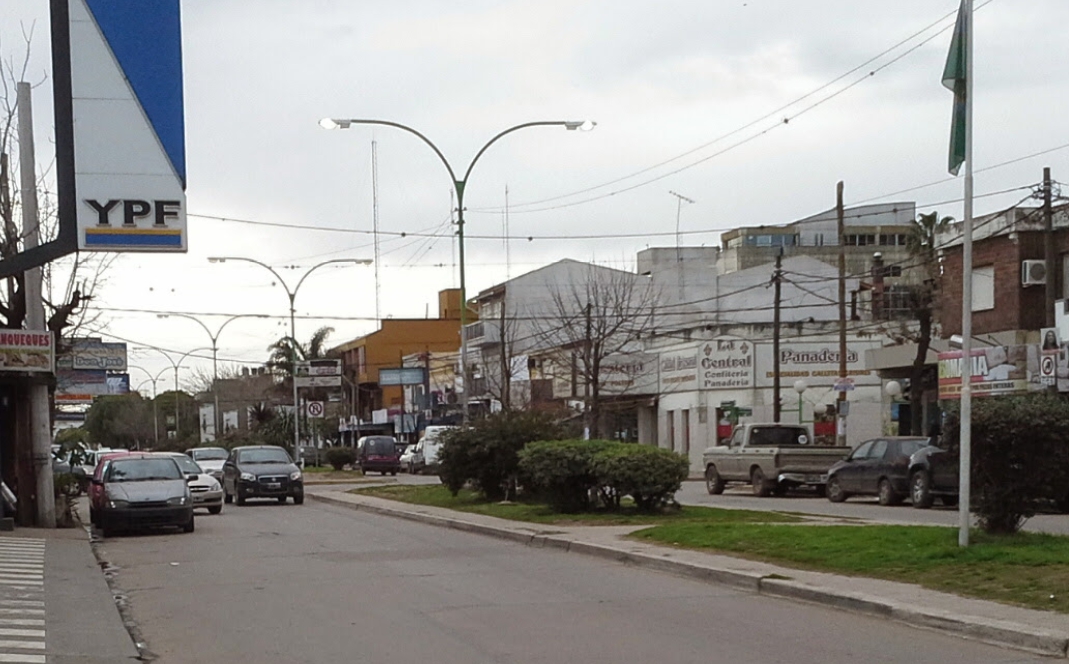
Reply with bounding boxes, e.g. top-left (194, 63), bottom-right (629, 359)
top-left (958, 0), bottom-right (974, 548)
